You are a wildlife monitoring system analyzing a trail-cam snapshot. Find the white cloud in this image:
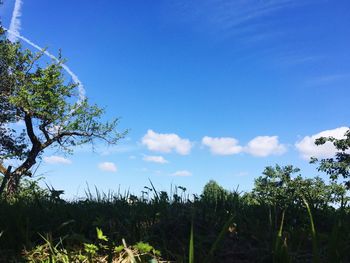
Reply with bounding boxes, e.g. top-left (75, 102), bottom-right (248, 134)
top-left (234, 171), bottom-right (249, 177)
top-left (245, 136), bottom-right (286, 157)
top-left (143, 155), bottom-right (168, 164)
top-left (142, 130), bottom-right (192, 155)
top-left (100, 144), bottom-right (137, 156)
top-left (172, 170), bottom-right (192, 177)
top-left (295, 127), bottom-right (349, 160)
top-left (202, 136), bottom-right (242, 155)
top-left (202, 135), bottom-right (287, 157)
top-left (98, 162), bottom-right (117, 172)
top-left (44, 156), bottom-right (72, 165)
